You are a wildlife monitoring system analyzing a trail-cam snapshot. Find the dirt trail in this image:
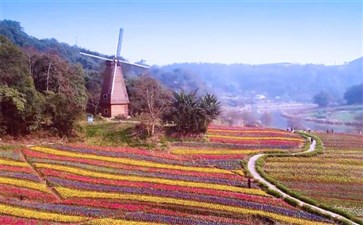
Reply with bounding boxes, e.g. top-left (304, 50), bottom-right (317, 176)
top-left (247, 139), bottom-right (359, 225)
top-left (18, 149), bottom-right (62, 201)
